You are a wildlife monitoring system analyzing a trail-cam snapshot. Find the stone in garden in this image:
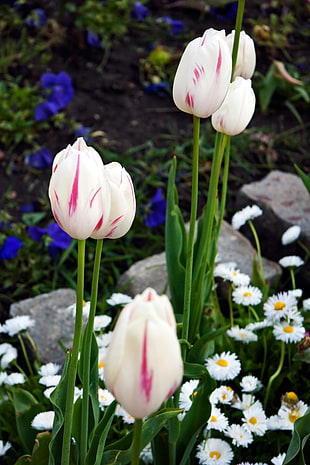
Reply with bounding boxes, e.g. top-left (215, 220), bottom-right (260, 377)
top-left (117, 220), bottom-right (282, 297)
top-left (235, 170), bottom-right (310, 258)
top-left (10, 288), bottom-right (76, 365)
